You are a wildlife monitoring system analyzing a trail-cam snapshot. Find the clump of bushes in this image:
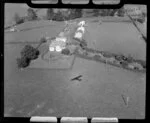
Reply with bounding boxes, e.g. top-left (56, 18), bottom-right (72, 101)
top-left (135, 60), bottom-right (146, 69)
top-left (120, 61), bottom-right (129, 68)
top-left (13, 13), bottom-right (24, 25)
top-left (94, 55), bottom-right (101, 61)
top-left (52, 12), bottom-right (66, 21)
top-left (16, 57), bottom-right (30, 69)
top-left (80, 39), bottom-right (87, 48)
top-left (61, 48), bottom-right (70, 55)
top-left (21, 45), bottom-right (39, 60)
top-left (17, 45), bottom-right (39, 69)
